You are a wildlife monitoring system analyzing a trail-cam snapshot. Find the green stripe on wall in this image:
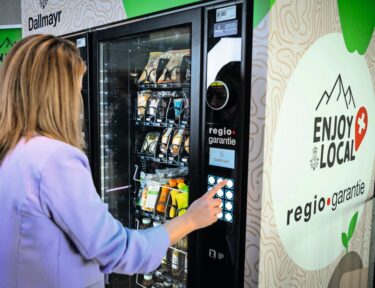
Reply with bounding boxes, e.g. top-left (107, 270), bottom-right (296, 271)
top-left (123, 0), bottom-right (201, 18)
